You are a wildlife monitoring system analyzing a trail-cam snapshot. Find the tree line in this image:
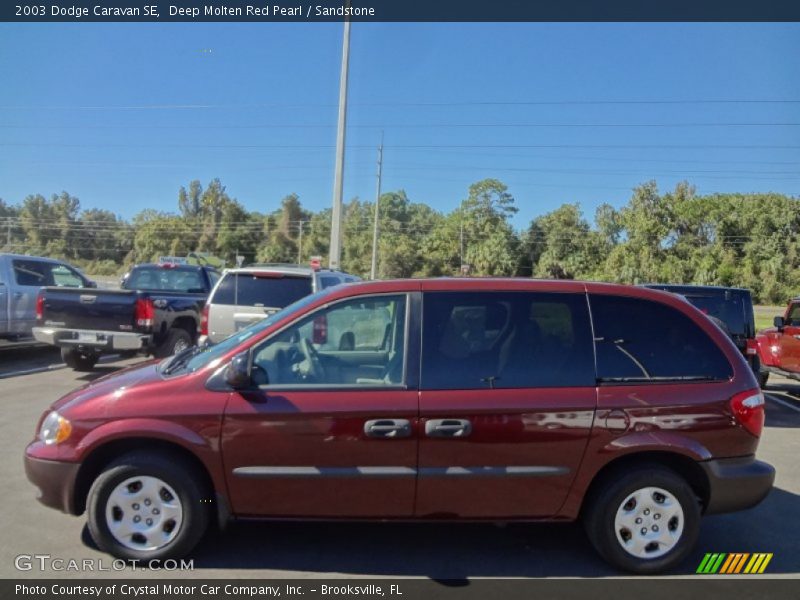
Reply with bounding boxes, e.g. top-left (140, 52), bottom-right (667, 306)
top-left (1, 177), bottom-right (798, 304)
